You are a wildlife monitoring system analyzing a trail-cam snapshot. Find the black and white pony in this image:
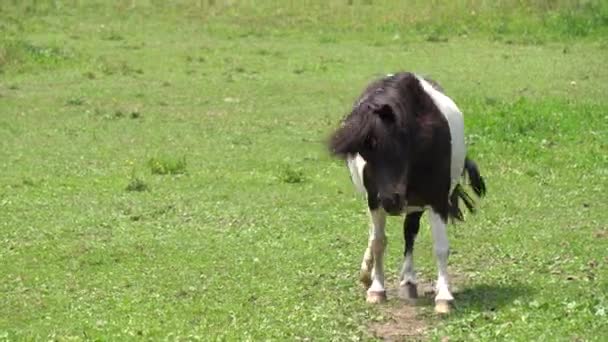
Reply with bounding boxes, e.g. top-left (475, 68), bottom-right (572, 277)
top-left (329, 72), bottom-right (486, 314)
